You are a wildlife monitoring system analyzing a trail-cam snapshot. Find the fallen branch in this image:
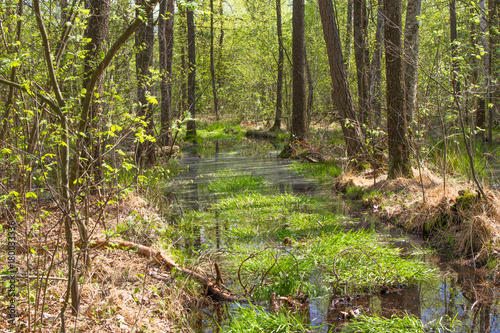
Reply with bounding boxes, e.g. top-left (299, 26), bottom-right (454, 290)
top-left (83, 238), bottom-right (247, 303)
